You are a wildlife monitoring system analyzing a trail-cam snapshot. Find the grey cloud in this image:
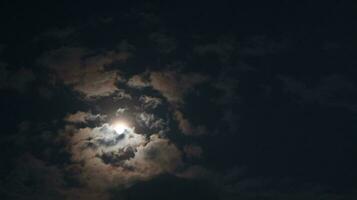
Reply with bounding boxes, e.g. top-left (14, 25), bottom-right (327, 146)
top-left (99, 146), bottom-right (135, 166)
top-left (136, 112), bottom-right (165, 130)
top-left (95, 133), bottom-right (125, 146)
top-left (139, 95), bottom-right (162, 109)
top-left (112, 89), bottom-right (132, 100)
top-left (125, 134), bottom-right (183, 176)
